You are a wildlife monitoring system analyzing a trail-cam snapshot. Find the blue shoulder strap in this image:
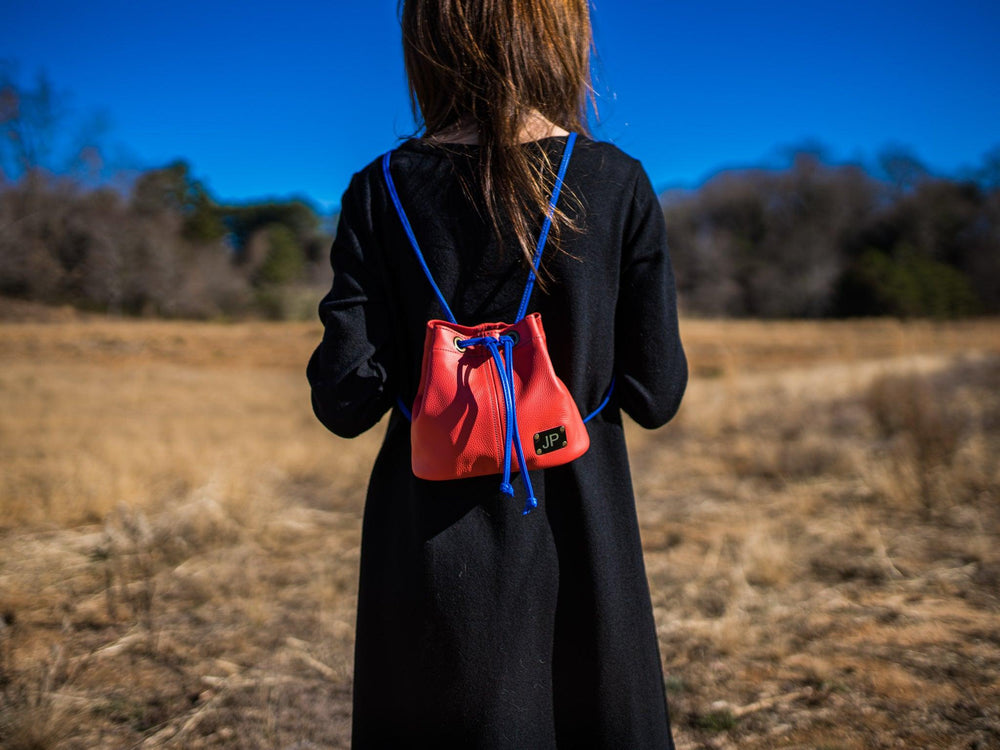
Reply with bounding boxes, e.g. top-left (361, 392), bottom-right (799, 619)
top-left (515, 132), bottom-right (576, 321)
top-left (381, 131), bottom-right (577, 325)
